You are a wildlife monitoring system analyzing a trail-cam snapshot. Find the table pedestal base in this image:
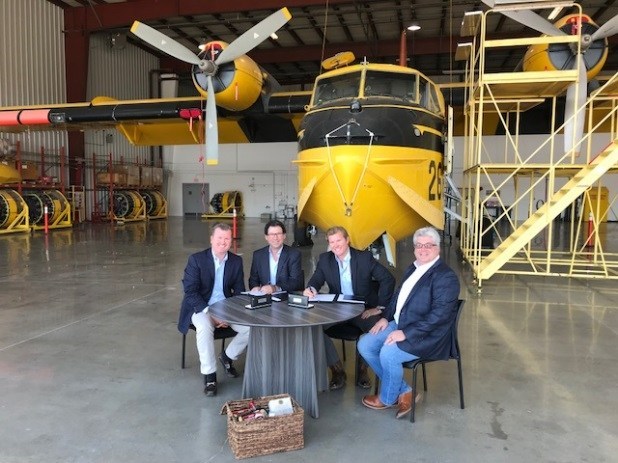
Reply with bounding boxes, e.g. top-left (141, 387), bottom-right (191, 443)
top-left (242, 325), bottom-right (328, 418)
